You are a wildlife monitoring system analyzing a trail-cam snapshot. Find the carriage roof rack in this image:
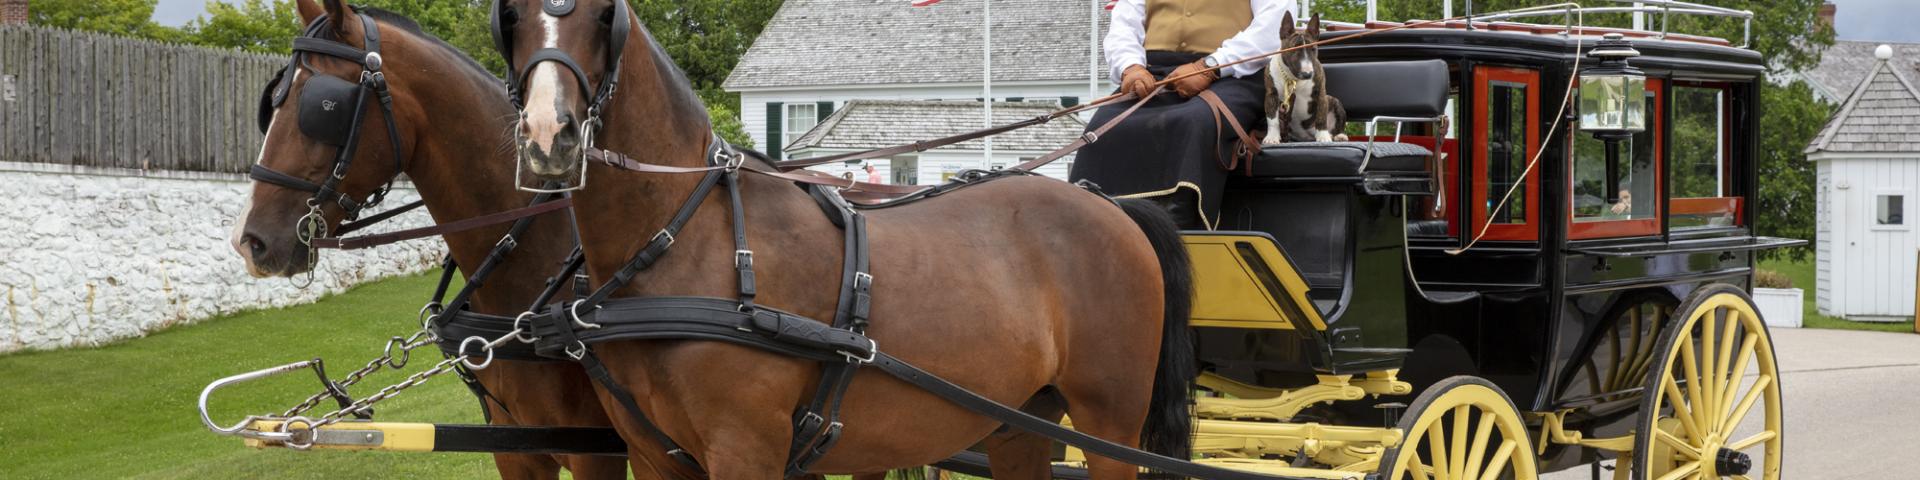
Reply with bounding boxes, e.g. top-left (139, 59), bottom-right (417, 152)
top-left (1332, 0), bottom-right (1753, 49)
